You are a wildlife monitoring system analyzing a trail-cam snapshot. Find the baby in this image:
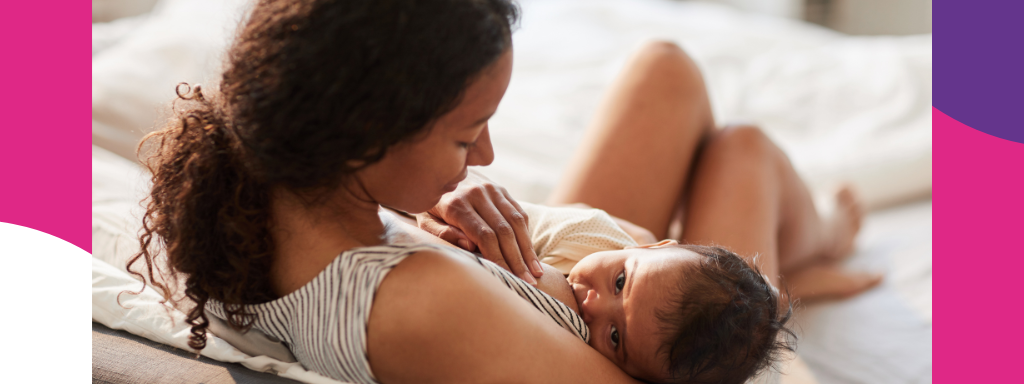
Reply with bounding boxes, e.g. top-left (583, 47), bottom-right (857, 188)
top-left (521, 202), bottom-right (791, 384)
